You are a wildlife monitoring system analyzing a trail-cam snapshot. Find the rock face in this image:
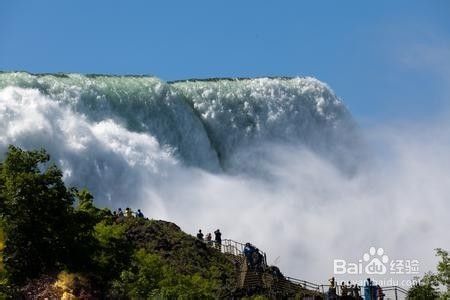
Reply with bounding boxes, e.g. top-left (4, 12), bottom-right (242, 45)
top-left (21, 275), bottom-right (61, 299)
top-left (20, 273), bottom-right (99, 300)
top-left (124, 218), bottom-right (235, 279)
